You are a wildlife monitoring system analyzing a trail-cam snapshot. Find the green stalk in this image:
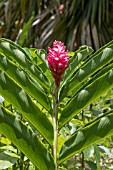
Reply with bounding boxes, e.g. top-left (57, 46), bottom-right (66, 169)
top-left (53, 85), bottom-right (59, 170)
